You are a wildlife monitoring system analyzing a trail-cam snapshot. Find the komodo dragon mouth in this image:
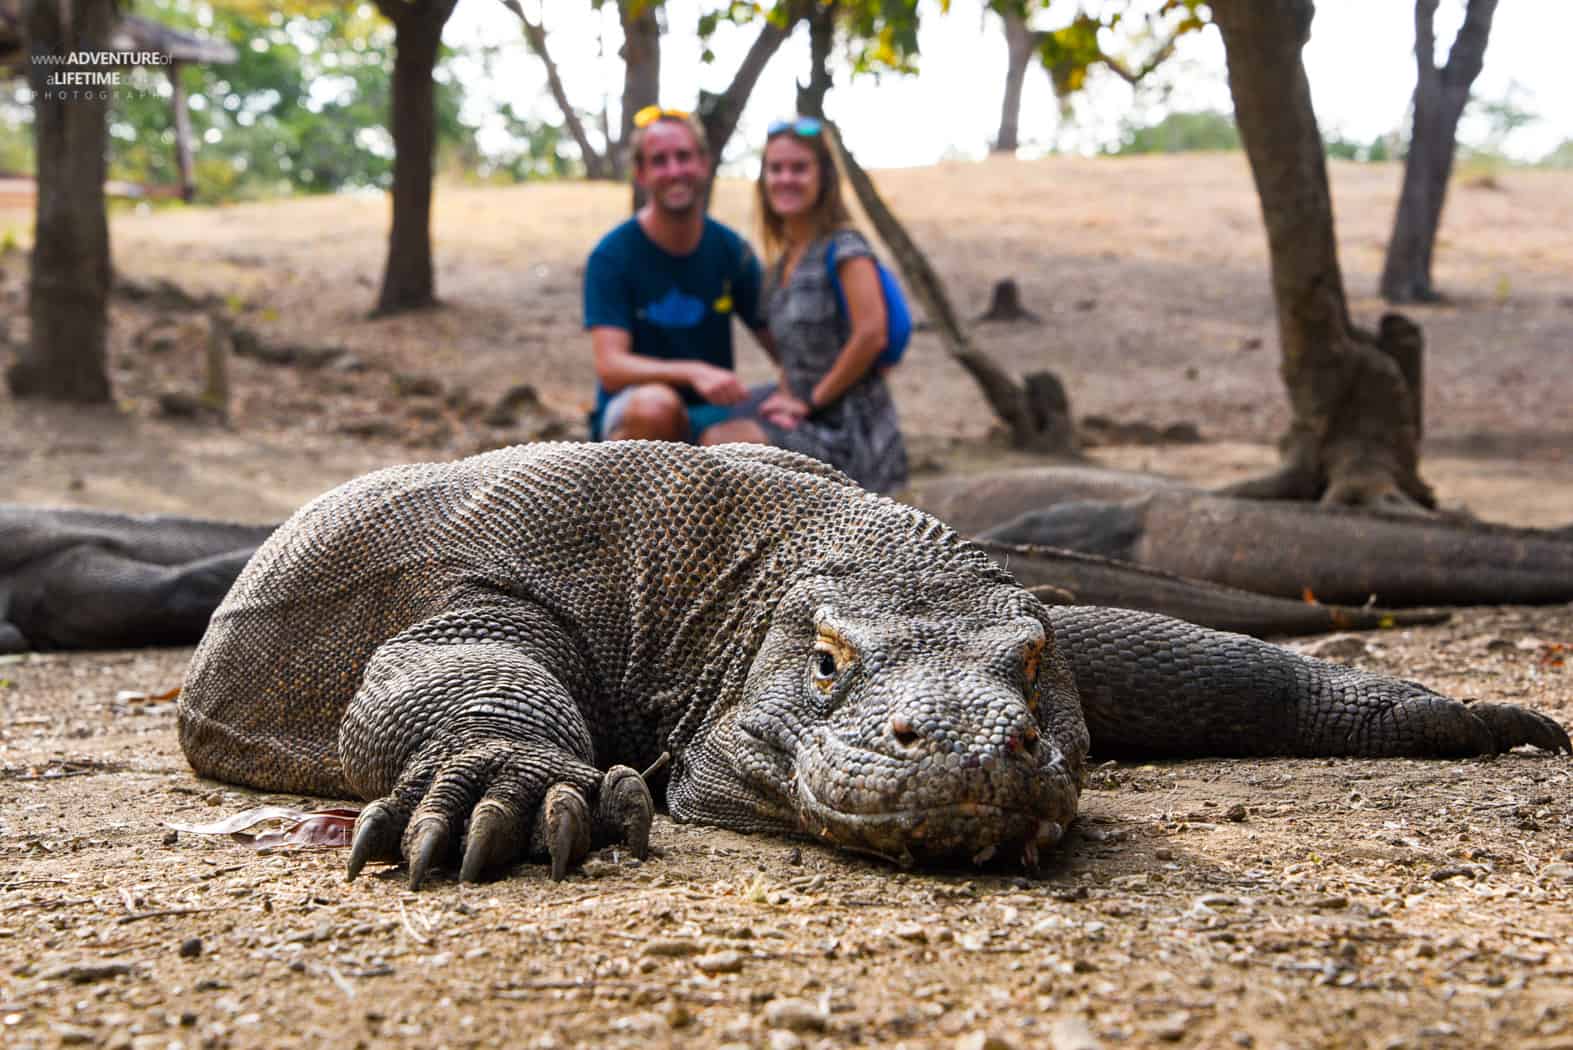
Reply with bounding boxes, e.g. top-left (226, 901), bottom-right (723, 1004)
top-left (733, 718), bottom-right (1081, 870)
top-left (793, 786), bottom-right (1072, 869)
top-left (792, 752), bottom-right (1079, 869)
